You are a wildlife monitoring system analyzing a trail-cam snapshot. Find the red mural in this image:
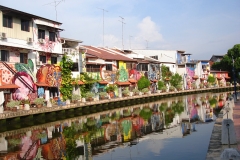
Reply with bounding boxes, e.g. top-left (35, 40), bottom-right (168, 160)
top-left (36, 64), bottom-right (62, 87)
